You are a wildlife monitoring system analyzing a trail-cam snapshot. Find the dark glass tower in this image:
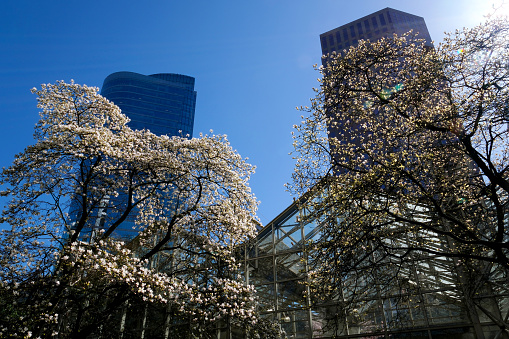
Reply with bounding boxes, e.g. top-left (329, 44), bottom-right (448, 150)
top-left (319, 8), bottom-right (433, 174)
top-left (320, 7), bottom-right (432, 57)
top-left (69, 72), bottom-right (197, 241)
top-left (101, 72), bottom-right (197, 137)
